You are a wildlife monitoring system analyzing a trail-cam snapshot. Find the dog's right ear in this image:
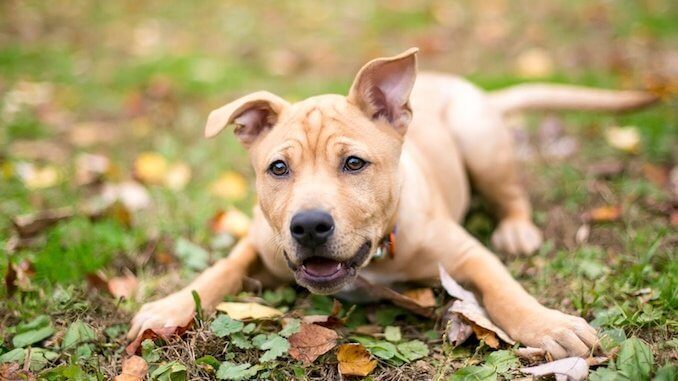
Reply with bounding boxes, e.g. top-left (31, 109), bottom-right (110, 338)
top-left (204, 91), bottom-right (289, 147)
